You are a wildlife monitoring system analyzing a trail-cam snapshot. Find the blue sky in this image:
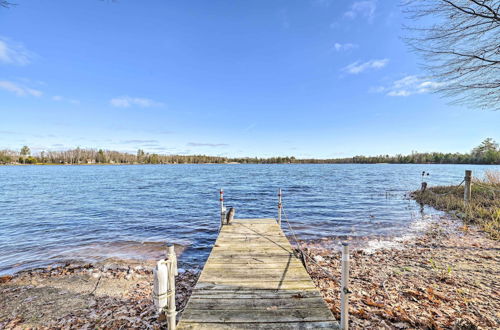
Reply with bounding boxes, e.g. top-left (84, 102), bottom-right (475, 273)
top-left (0, 0), bottom-right (498, 158)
